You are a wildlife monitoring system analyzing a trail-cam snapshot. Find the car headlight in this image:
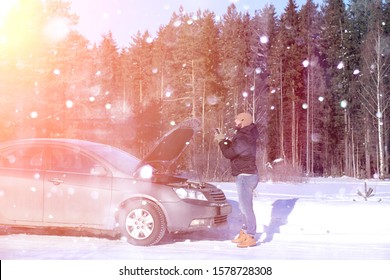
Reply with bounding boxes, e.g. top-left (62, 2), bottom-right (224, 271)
top-left (173, 188), bottom-right (208, 201)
